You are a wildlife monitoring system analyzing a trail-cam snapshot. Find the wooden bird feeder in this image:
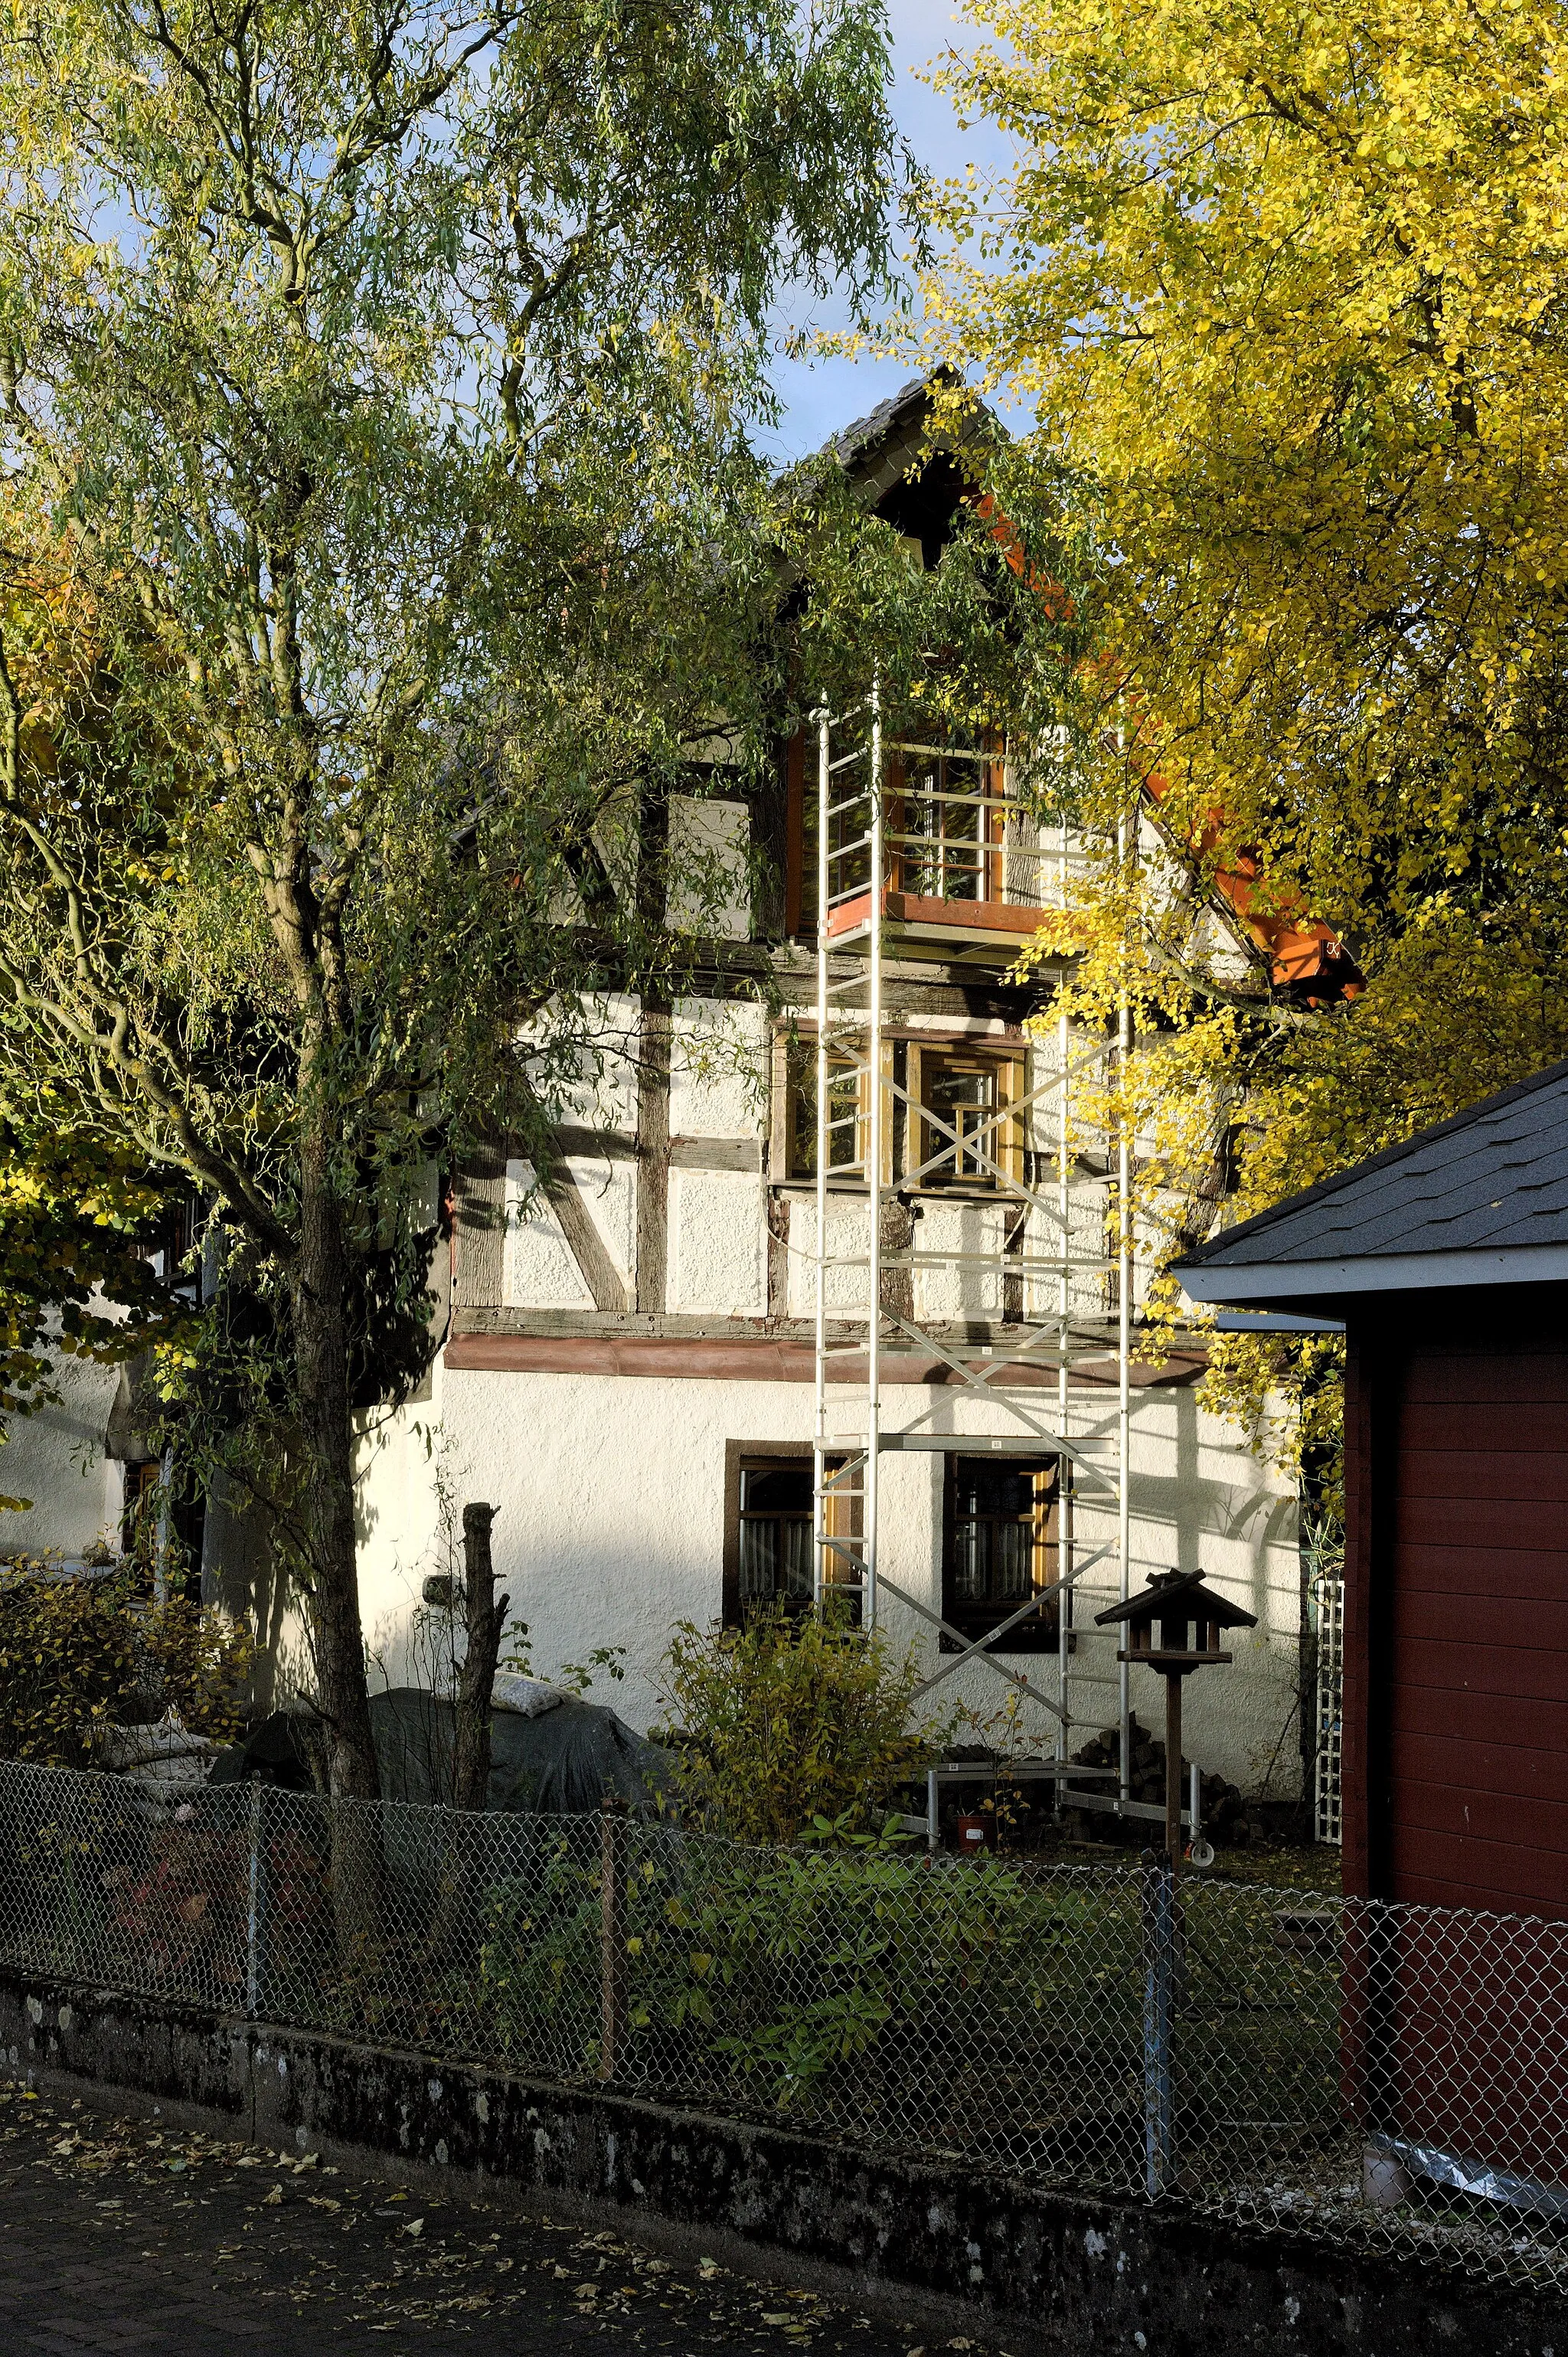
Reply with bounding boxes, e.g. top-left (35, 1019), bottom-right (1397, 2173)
top-left (1096, 1570), bottom-right (1257, 1868)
